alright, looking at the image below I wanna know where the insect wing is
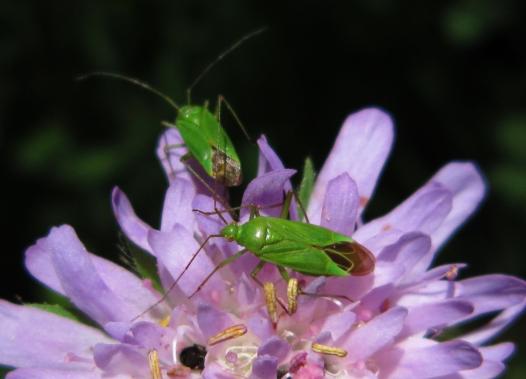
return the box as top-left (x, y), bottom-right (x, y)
top-left (259, 239), bottom-right (349, 277)
top-left (322, 241), bottom-right (375, 276)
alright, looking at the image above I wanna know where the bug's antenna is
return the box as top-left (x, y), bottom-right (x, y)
top-left (186, 26), bottom-right (268, 103)
top-left (76, 72), bottom-right (180, 111)
top-left (131, 234), bottom-right (221, 321)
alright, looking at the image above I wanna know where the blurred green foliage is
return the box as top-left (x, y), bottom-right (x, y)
top-left (2, 0), bottom-right (525, 377)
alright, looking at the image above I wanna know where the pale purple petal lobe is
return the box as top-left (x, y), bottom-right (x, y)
top-left (320, 173), bottom-right (359, 235)
top-left (0, 300), bottom-right (111, 369)
top-left (112, 187), bottom-right (153, 253)
top-left (344, 307), bottom-right (407, 362)
top-left (309, 108), bottom-right (394, 220)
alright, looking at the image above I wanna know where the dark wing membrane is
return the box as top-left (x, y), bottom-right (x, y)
top-left (322, 241), bottom-right (375, 276)
top-left (259, 238), bottom-right (348, 277)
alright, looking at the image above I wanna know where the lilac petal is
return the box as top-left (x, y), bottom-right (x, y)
top-left (309, 108), bottom-right (394, 220)
top-left (401, 300), bottom-right (473, 337)
top-left (25, 233), bottom-right (158, 318)
top-left (357, 284), bottom-right (395, 319)
top-left (93, 343), bottom-right (148, 377)
top-left (6, 368), bottom-right (100, 379)
top-left (125, 321), bottom-right (165, 350)
top-left (377, 232), bottom-right (431, 282)
top-left (251, 355), bottom-right (278, 379)
top-left (112, 187), bottom-right (153, 253)
top-left (320, 173), bottom-right (359, 235)
top-left (241, 168), bottom-right (296, 219)
top-left (24, 243), bottom-right (63, 294)
top-left (402, 263), bottom-right (467, 290)
top-left (246, 312), bottom-right (274, 341)
top-left (379, 340), bottom-right (482, 379)
top-left (354, 182), bottom-right (453, 252)
top-left (480, 342), bottom-right (515, 362)
top-left (429, 162), bottom-right (486, 250)
top-left (147, 225), bottom-right (216, 297)
top-left (344, 306), bottom-right (407, 362)
top-left (156, 128), bottom-right (190, 183)
top-left (454, 361), bottom-right (505, 379)
top-left (461, 300), bottom-right (526, 345)
top-left (197, 303), bottom-right (232, 340)
top-left (321, 310), bottom-right (356, 341)
top-left (397, 280), bottom-right (454, 308)
top-left (160, 178), bottom-right (196, 232)
top-left (45, 226), bottom-right (135, 324)
top-left (257, 135), bottom-right (286, 175)
top-left (103, 321), bottom-right (133, 342)
top-left (435, 344), bottom-right (512, 379)
top-left (258, 336), bottom-right (290, 361)
top-left (0, 300), bottom-right (111, 369)
top-left (457, 274), bottom-right (526, 315)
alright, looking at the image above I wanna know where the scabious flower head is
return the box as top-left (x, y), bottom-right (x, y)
top-left (2, 108), bottom-right (525, 378)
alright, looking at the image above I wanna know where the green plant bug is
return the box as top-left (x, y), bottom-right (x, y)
top-left (175, 190), bottom-right (375, 299)
top-left (77, 28), bottom-right (266, 187)
top-left (134, 191), bottom-right (375, 321)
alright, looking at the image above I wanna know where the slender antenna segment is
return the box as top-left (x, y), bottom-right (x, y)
top-left (186, 26), bottom-right (268, 99)
top-left (76, 71), bottom-right (180, 111)
top-left (131, 233), bottom-right (221, 321)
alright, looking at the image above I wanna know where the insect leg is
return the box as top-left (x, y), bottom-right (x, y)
top-left (180, 157), bottom-right (230, 224)
top-left (188, 249), bottom-right (248, 298)
top-left (215, 95), bottom-right (252, 142)
top-left (279, 191), bottom-right (294, 219)
top-left (131, 234), bottom-right (222, 321)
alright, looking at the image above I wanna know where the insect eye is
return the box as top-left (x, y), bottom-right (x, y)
top-left (179, 344), bottom-right (207, 370)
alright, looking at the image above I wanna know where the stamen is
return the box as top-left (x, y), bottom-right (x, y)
top-left (287, 278), bottom-right (299, 314)
top-left (264, 282), bottom-right (278, 324)
top-left (446, 264), bottom-right (459, 281)
top-left (311, 343), bottom-right (348, 358)
top-left (159, 314), bottom-right (171, 328)
top-left (147, 349), bottom-right (162, 379)
top-left (208, 324), bottom-right (247, 346)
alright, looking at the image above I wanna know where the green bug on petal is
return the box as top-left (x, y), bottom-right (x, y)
top-left (220, 216), bottom-right (375, 277)
top-left (78, 28), bottom-right (266, 187)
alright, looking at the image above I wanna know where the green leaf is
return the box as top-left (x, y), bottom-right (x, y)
top-left (298, 157), bottom-right (316, 221)
top-left (27, 303), bottom-right (80, 322)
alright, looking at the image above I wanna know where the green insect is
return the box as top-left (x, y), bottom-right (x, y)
top-left (177, 192), bottom-right (375, 308)
top-left (78, 28), bottom-right (265, 187)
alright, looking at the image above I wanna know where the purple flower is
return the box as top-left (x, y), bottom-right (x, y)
top-left (2, 108), bottom-right (525, 378)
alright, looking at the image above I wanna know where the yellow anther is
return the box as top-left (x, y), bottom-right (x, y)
top-left (446, 265), bottom-right (459, 281)
top-left (287, 278), bottom-right (299, 314)
top-left (208, 324), bottom-right (247, 346)
top-left (147, 349), bottom-right (162, 379)
top-left (311, 343), bottom-right (348, 358)
top-left (159, 314), bottom-right (171, 328)
top-left (264, 282), bottom-right (278, 324)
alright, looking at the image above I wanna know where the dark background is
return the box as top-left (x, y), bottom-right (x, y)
top-left (2, 1), bottom-right (525, 377)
